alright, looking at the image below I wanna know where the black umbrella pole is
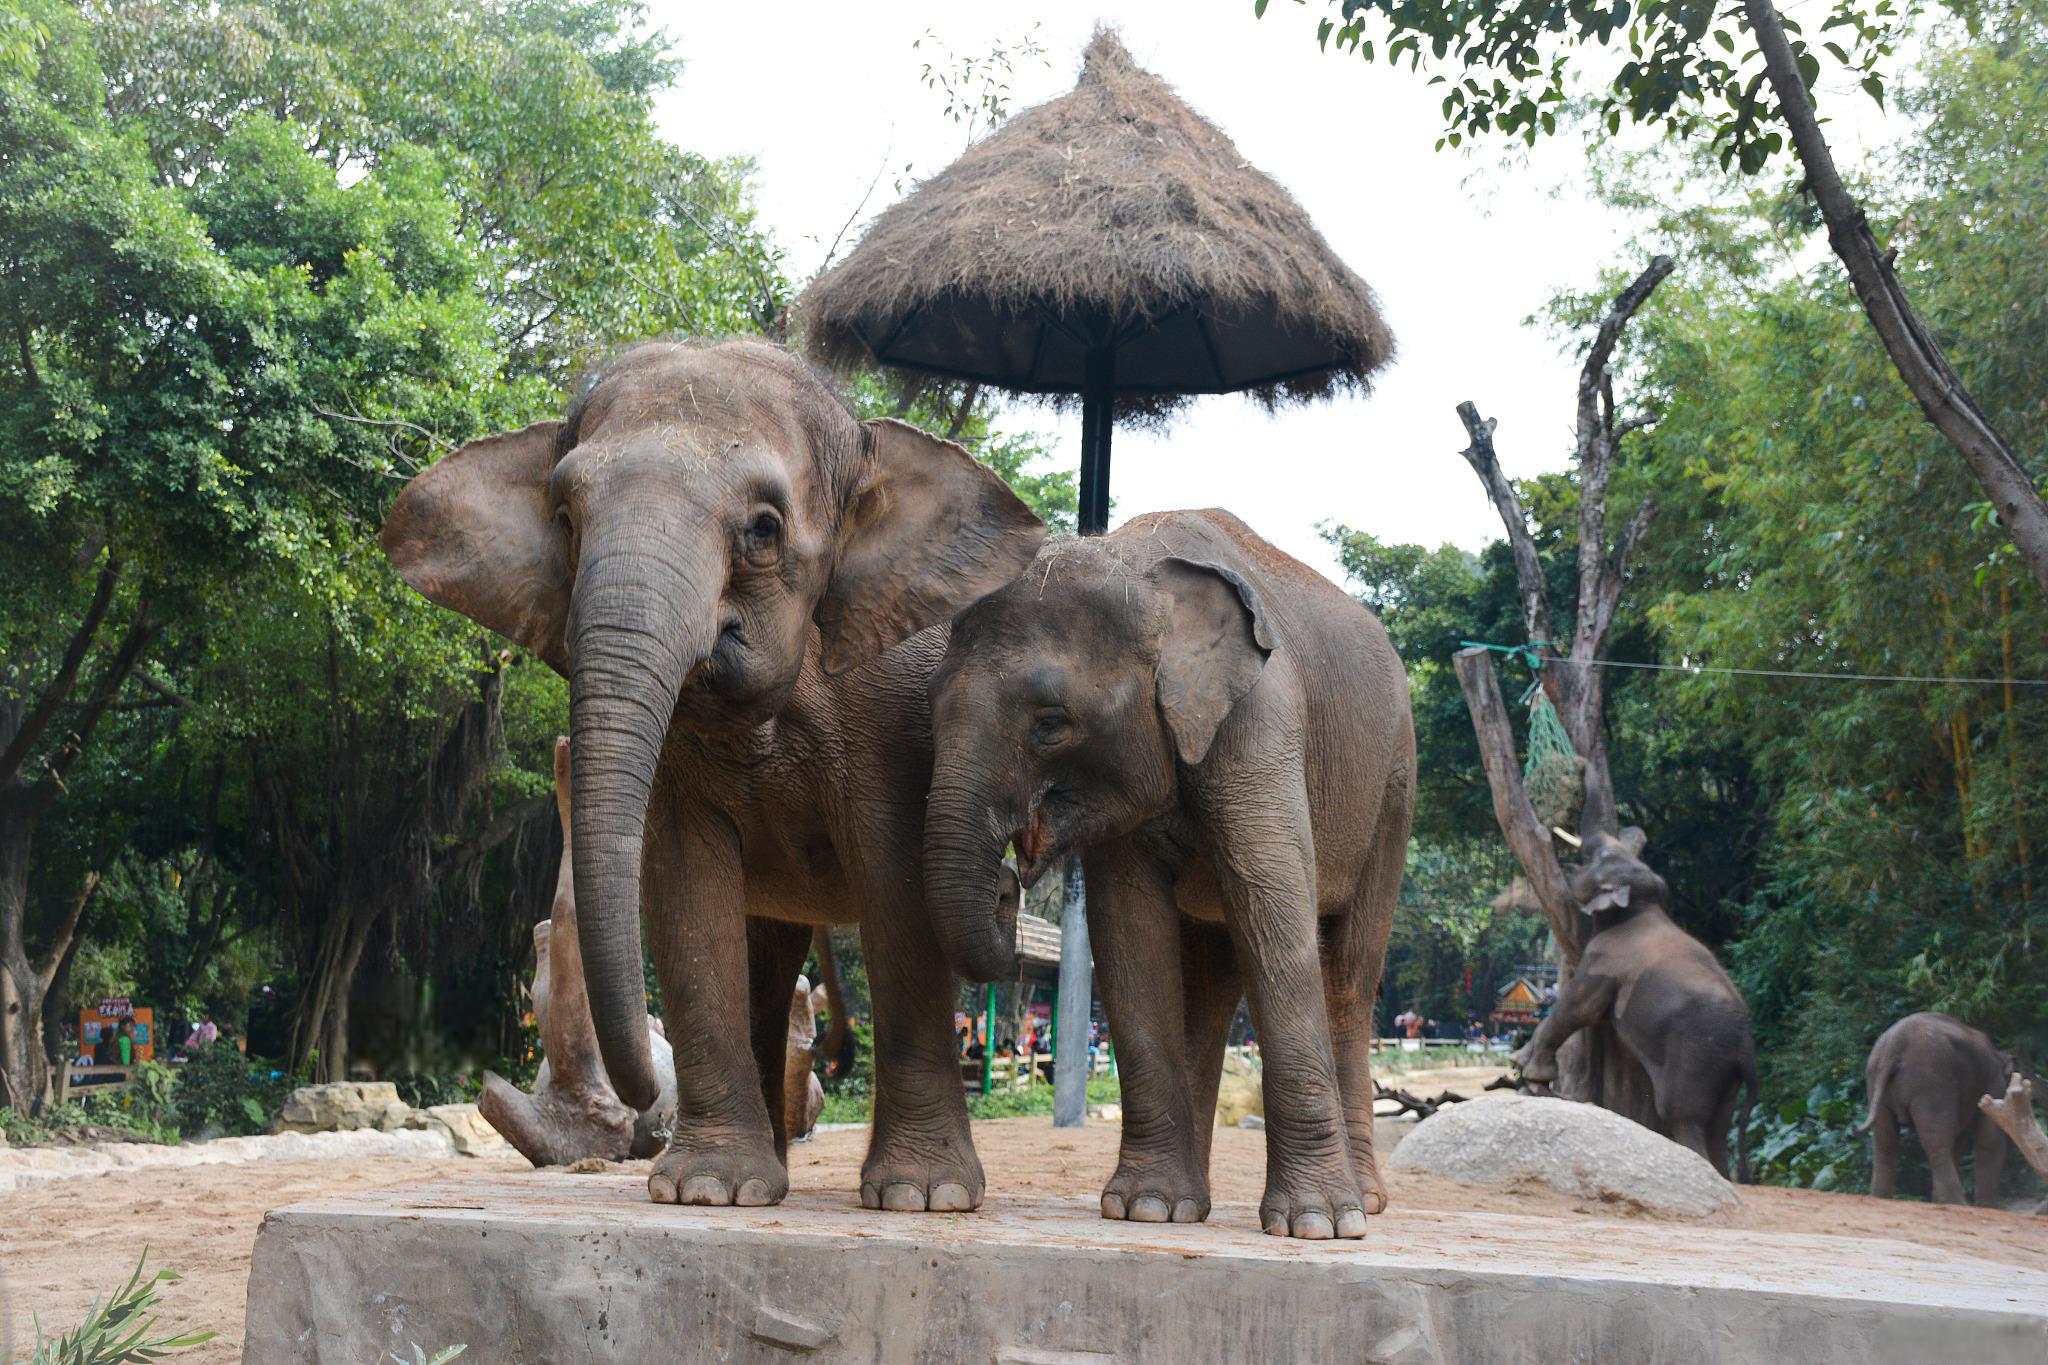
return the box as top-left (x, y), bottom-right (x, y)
top-left (1078, 346), bottom-right (1114, 536)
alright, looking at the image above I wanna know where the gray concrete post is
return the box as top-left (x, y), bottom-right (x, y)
top-left (1054, 854), bottom-right (1092, 1128)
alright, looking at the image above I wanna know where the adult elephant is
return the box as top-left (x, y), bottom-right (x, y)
top-left (1861, 1011), bottom-right (2018, 1206)
top-left (1512, 830), bottom-right (1758, 1179)
top-left (384, 340), bottom-right (1044, 1209)
top-left (922, 510), bottom-right (1415, 1240)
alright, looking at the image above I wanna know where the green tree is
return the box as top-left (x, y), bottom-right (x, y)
top-left (1260, 0), bottom-right (2048, 595)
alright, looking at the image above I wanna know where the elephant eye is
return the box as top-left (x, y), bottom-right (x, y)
top-left (1031, 711), bottom-right (1072, 746)
top-left (741, 509), bottom-right (782, 567)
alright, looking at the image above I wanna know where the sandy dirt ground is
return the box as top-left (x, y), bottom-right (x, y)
top-left (5, 1103), bottom-right (2046, 1361)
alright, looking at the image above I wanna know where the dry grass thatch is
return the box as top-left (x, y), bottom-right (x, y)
top-left (798, 28), bottom-right (1393, 419)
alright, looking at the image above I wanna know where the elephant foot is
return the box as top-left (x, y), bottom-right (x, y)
top-left (1348, 1126), bottom-right (1389, 1216)
top-left (1100, 1153), bottom-right (1210, 1225)
top-left (1512, 1045), bottom-right (1558, 1089)
top-left (860, 1125), bottom-right (985, 1212)
top-left (1260, 1154), bottom-right (1369, 1240)
top-left (648, 1130), bottom-right (788, 1207)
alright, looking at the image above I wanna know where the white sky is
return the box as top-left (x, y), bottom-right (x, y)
top-left (649, 2), bottom-right (1891, 584)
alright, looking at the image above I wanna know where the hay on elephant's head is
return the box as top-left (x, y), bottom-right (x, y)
top-left (797, 28), bottom-right (1393, 420)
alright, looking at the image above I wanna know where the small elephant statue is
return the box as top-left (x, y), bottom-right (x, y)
top-left (386, 339), bottom-right (1044, 1210)
top-left (1862, 1011), bottom-right (2026, 1206)
top-left (482, 739), bottom-right (678, 1166)
top-left (1510, 828), bottom-right (1759, 1179)
top-left (484, 739), bottom-right (856, 1164)
top-left (922, 509), bottom-right (1416, 1240)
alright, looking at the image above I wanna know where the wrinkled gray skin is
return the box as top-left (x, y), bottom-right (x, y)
top-left (1861, 1011), bottom-right (2017, 1206)
top-left (385, 340), bottom-right (1044, 1210)
top-left (1512, 830), bottom-right (1759, 1179)
top-left (924, 510), bottom-right (1415, 1240)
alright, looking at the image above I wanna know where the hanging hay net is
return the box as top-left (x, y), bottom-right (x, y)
top-left (1523, 691), bottom-right (1582, 829)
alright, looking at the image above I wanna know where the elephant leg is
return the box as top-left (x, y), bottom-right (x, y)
top-left (643, 797), bottom-right (785, 1207)
top-left (858, 890), bottom-right (984, 1213)
top-left (1203, 771), bottom-right (1365, 1241)
top-left (1649, 1050), bottom-right (1717, 1170)
top-left (1972, 1118), bottom-right (2009, 1209)
top-left (1706, 1084), bottom-right (1738, 1180)
top-left (1324, 794), bottom-right (1405, 1216)
top-left (1180, 919), bottom-right (1242, 1188)
top-left (746, 917), bottom-right (814, 1165)
top-left (1090, 843), bottom-right (1208, 1224)
top-left (1869, 1107), bottom-right (1899, 1199)
top-left (1912, 1104), bottom-right (1968, 1205)
top-left (1513, 970), bottom-right (1618, 1090)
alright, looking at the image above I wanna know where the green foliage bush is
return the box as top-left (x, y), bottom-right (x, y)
top-left (1744, 1075), bottom-right (1872, 1193)
top-left (171, 1045), bottom-right (284, 1137)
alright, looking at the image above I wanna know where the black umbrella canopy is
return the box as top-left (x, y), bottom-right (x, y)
top-left (800, 27), bottom-right (1394, 533)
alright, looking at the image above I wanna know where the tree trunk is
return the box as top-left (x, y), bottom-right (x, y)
top-left (1052, 853), bottom-right (1091, 1128)
top-left (1743, 0), bottom-right (2048, 593)
top-left (0, 808), bottom-right (49, 1113)
top-left (1978, 1074), bottom-right (2048, 1181)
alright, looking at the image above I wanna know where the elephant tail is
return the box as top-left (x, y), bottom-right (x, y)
top-left (1736, 1056), bottom-right (1760, 1185)
top-left (1856, 1070), bottom-right (1889, 1136)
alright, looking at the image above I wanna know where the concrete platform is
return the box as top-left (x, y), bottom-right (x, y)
top-left (244, 1172), bottom-right (2048, 1364)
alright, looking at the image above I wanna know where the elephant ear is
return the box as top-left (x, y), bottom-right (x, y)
top-left (815, 418), bottom-right (1046, 676)
top-left (1152, 557), bottom-right (1275, 767)
top-left (382, 421), bottom-right (571, 675)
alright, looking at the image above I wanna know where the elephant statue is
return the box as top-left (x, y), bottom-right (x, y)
top-left (482, 740), bottom-right (677, 1166)
top-left (385, 339), bottom-right (1044, 1210)
top-left (1511, 829), bottom-right (1759, 1179)
top-left (783, 974), bottom-right (829, 1143)
top-left (482, 738), bottom-right (854, 1164)
top-left (1861, 1011), bottom-right (2022, 1206)
top-left (922, 510), bottom-right (1416, 1240)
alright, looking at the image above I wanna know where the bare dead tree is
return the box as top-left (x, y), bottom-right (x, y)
top-left (1451, 256), bottom-right (1672, 1123)
top-left (1742, 0), bottom-right (2048, 596)
top-left (1978, 1073), bottom-right (2048, 1183)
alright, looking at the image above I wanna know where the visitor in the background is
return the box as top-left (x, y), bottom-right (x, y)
top-left (116, 1019), bottom-right (135, 1066)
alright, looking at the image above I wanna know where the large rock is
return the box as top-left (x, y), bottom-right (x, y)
top-left (422, 1102), bottom-right (512, 1156)
top-left (274, 1081), bottom-right (410, 1135)
top-left (1388, 1093), bottom-right (1738, 1218)
top-left (1215, 1052), bottom-right (1262, 1127)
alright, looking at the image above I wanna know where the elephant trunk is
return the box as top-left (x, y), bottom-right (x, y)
top-left (924, 755), bottom-right (1021, 984)
top-left (568, 534), bottom-right (721, 1111)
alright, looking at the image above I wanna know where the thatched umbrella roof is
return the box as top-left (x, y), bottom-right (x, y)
top-left (799, 28), bottom-right (1394, 419)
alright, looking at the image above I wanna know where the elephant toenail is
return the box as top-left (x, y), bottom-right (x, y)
top-left (1128, 1195), bottom-right (1170, 1223)
top-left (648, 1174), bottom-right (677, 1204)
top-left (1101, 1193), bottom-right (1127, 1220)
top-left (679, 1176), bottom-right (729, 1205)
top-left (1335, 1209), bottom-right (1368, 1238)
top-left (735, 1178), bottom-right (772, 1205)
top-left (1260, 1208), bottom-right (1289, 1237)
top-left (859, 1182), bottom-right (882, 1210)
top-left (1293, 1212), bottom-right (1335, 1240)
top-left (930, 1182), bottom-right (972, 1212)
top-left (1363, 1189), bottom-right (1388, 1215)
top-left (1171, 1199), bottom-right (1202, 1223)
top-left (881, 1182), bottom-right (925, 1211)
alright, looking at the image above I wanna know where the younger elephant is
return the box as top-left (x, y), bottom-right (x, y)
top-left (1512, 830), bottom-right (1758, 1179)
top-left (1861, 1011), bottom-right (2018, 1206)
top-left (924, 510), bottom-right (1415, 1240)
